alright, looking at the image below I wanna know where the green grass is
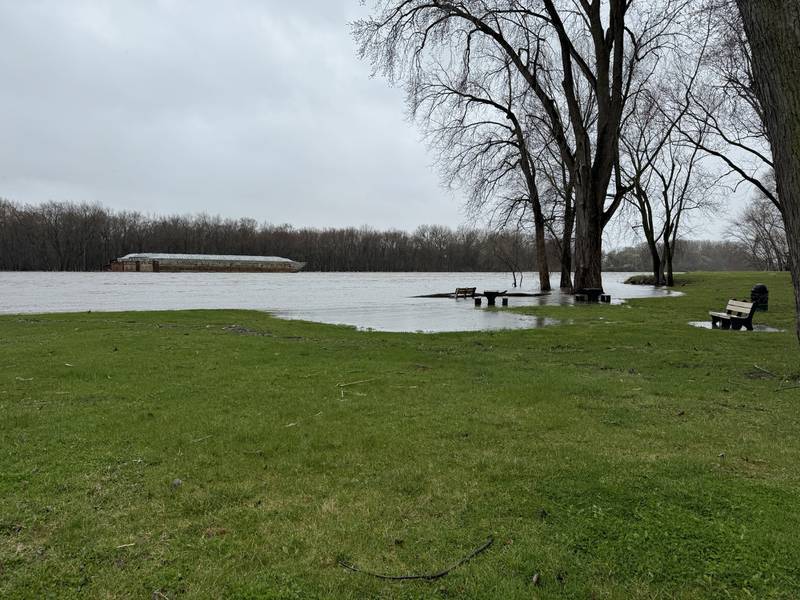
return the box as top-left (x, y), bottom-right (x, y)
top-left (1, 271), bottom-right (799, 599)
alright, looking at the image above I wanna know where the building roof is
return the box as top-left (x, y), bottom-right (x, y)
top-left (118, 253), bottom-right (297, 263)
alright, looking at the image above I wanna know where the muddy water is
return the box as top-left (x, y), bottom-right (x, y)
top-left (0, 271), bottom-right (678, 333)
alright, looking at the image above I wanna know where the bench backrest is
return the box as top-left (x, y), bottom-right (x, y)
top-left (455, 287), bottom-right (476, 297)
top-left (725, 299), bottom-right (755, 317)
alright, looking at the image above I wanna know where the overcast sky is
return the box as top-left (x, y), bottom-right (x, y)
top-left (0, 1), bottom-right (737, 238)
top-left (0, 0), bottom-right (466, 230)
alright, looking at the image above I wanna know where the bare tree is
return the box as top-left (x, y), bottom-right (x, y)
top-left (489, 228), bottom-right (528, 287)
top-left (354, 0), bottom-right (690, 292)
top-left (620, 71), bottom-right (720, 286)
top-left (734, 0), bottom-right (800, 342)
top-left (538, 135), bottom-right (576, 290)
top-left (412, 59), bottom-right (555, 289)
top-left (728, 190), bottom-right (789, 272)
top-left (679, 2), bottom-right (776, 208)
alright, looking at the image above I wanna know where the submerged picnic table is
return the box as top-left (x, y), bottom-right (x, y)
top-left (482, 290), bottom-right (508, 306)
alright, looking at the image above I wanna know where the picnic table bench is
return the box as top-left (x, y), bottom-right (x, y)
top-left (454, 287), bottom-right (476, 298)
top-left (709, 299), bottom-right (756, 331)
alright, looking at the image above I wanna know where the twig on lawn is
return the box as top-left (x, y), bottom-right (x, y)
top-left (190, 435), bottom-right (212, 443)
top-left (337, 378), bottom-right (377, 388)
top-left (116, 542), bottom-right (136, 549)
top-left (776, 384), bottom-right (800, 392)
top-left (753, 364), bottom-right (777, 378)
top-left (338, 536), bottom-right (493, 581)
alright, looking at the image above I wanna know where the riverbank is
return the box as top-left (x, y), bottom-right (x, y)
top-left (1, 272), bottom-right (798, 598)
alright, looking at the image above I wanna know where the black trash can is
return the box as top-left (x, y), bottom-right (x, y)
top-left (576, 288), bottom-right (603, 303)
top-left (751, 284), bottom-right (768, 312)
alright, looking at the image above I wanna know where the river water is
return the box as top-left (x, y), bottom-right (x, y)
top-left (0, 271), bottom-right (678, 333)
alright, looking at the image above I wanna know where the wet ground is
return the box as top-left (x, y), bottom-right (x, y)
top-left (687, 321), bottom-right (784, 333)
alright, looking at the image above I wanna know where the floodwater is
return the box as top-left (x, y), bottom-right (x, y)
top-left (0, 271), bottom-right (679, 333)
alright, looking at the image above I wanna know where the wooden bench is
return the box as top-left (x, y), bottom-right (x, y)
top-left (454, 287), bottom-right (476, 298)
top-left (709, 299), bottom-right (756, 331)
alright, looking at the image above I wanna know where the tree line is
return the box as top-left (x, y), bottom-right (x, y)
top-left (0, 199), bottom-right (557, 273)
top-left (0, 198), bottom-right (768, 274)
top-left (604, 240), bottom-right (759, 273)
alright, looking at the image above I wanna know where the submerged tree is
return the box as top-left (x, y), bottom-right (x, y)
top-left (412, 59), bottom-right (555, 290)
top-left (354, 0), bottom-right (690, 292)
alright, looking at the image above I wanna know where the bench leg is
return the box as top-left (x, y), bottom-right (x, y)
top-left (721, 320), bottom-right (731, 330)
top-left (732, 322), bottom-right (742, 331)
top-left (745, 322), bottom-right (753, 331)
top-left (711, 317), bottom-right (719, 329)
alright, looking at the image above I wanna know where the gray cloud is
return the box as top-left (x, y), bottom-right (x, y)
top-left (0, 0), bottom-right (461, 229)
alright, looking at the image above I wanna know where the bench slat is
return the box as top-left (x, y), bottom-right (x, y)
top-left (727, 300), bottom-right (753, 310)
top-left (454, 287), bottom-right (476, 298)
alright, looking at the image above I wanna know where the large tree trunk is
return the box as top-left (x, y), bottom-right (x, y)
top-left (560, 200), bottom-right (575, 290)
top-left (664, 239), bottom-right (674, 287)
top-left (736, 0), bottom-right (800, 342)
top-left (572, 184), bottom-right (604, 291)
top-left (533, 211), bottom-right (552, 292)
top-left (648, 242), bottom-right (664, 286)
top-left (514, 121), bottom-right (553, 293)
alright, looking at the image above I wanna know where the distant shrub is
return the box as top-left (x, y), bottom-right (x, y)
top-left (624, 274), bottom-right (657, 285)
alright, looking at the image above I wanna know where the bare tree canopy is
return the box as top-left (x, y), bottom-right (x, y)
top-left (354, 0), bottom-right (693, 291)
top-left (619, 30), bottom-right (720, 287)
top-left (410, 54), bottom-right (556, 289)
top-left (678, 1), bottom-right (775, 208)
top-left (728, 184), bottom-right (789, 272)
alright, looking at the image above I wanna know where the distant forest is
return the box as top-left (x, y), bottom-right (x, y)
top-left (0, 200), bottom-right (766, 273)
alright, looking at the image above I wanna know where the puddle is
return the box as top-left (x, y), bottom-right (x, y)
top-left (688, 321), bottom-right (784, 333)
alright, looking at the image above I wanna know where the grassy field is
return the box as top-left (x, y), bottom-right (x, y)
top-left (1, 272), bottom-right (799, 599)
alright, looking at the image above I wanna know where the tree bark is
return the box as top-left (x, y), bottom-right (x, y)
top-left (648, 242), bottom-right (664, 286)
top-left (664, 238), bottom-right (674, 287)
top-left (736, 0), bottom-right (800, 342)
top-left (572, 183), bottom-right (605, 291)
top-left (560, 200), bottom-right (575, 290)
top-left (532, 210), bottom-right (552, 291)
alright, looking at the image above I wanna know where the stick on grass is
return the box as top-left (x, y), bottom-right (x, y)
top-left (336, 378), bottom-right (377, 388)
top-left (338, 536), bottom-right (493, 581)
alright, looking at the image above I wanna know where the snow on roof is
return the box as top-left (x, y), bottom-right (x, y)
top-left (118, 253), bottom-right (297, 263)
